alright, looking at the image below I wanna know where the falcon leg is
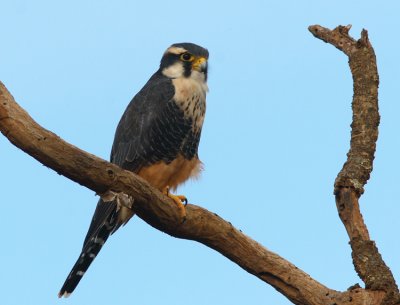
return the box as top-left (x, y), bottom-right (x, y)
top-left (162, 186), bottom-right (187, 220)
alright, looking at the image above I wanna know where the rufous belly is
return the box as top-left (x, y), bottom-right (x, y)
top-left (137, 155), bottom-right (202, 191)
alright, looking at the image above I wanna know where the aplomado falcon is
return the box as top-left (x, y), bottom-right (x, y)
top-left (58, 43), bottom-right (209, 297)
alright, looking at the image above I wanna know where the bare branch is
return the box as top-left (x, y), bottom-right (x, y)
top-left (0, 81), bottom-right (337, 305)
top-left (309, 25), bottom-right (379, 196)
top-left (309, 25), bottom-right (399, 304)
top-left (1, 24), bottom-right (396, 305)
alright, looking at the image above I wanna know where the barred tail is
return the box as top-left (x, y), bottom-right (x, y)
top-left (58, 204), bottom-right (118, 298)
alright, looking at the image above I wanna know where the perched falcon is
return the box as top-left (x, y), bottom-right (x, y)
top-left (58, 43), bottom-right (209, 297)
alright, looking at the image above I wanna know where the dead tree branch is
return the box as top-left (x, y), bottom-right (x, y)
top-left (309, 25), bottom-right (399, 305)
top-left (0, 81), bottom-right (337, 305)
top-left (0, 24), bottom-right (397, 305)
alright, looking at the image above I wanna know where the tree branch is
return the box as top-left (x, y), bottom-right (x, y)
top-left (1, 81), bottom-right (337, 305)
top-left (309, 25), bottom-right (399, 304)
top-left (1, 24), bottom-right (397, 305)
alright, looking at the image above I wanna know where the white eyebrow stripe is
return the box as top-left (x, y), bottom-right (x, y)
top-left (165, 46), bottom-right (187, 55)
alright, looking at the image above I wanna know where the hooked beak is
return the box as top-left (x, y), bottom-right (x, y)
top-left (192, 56), bottom-right (208, 73)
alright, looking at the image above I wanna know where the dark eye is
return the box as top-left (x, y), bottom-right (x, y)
top-left (181, 53), bottom-right (193, 61)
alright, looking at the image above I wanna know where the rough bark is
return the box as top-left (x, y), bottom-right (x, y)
top-left (309, 25), bottom-right (399, 305)
top-left (1, 25), bottom-right (398, 305)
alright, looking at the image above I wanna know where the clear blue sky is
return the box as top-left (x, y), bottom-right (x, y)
top-left (1, 1), bottom-right (399, 304)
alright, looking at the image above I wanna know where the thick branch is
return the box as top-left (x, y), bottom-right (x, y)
top-left (1, 82), bottom-right (338, 305)
top-left (309, 25), bottom-right (399, 304)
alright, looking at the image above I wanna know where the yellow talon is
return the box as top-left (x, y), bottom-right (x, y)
top-left (163, 186), bottom-right (187, 220)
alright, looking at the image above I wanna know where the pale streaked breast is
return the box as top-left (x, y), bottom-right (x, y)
top-left (172, 76), bottom-right (207, 132)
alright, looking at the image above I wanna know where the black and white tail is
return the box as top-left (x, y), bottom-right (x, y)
top-left (58, 199), bottom-right (121, 297)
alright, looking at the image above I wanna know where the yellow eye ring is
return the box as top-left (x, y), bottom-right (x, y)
top-left (180, 53), bottom-right (194, 62)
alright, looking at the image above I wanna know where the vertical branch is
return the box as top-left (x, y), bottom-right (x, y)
top-left (309, 25), bottom-right (399, 304)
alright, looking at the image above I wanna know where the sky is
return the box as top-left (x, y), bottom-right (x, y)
top-left (1, 1), bottom-right (400, 304)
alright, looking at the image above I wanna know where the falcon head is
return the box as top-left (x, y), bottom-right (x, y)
top-left (160, 43), bottom-right (209, 81)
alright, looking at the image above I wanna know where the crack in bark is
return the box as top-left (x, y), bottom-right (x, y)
top-left (258, 271), bottom-right (305, 305)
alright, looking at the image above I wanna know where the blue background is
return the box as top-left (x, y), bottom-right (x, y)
top-left (1, 1), bottom-right (399, 304)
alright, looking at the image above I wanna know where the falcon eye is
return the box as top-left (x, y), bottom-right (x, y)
top-left (180, 53), bottom-right (193, 61)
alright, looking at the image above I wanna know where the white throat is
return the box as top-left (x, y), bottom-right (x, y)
top-left (162, 63), bottom-right (208, 94)
top-left (162, 62), bottom-right (184, 79)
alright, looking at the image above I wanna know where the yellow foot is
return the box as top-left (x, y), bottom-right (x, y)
top-left (163, 186), bottom-right (187, 220)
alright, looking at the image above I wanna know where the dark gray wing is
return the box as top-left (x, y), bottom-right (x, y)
top-left (60, 72), bottom-right (195, 296)
top-left (83, 72), bottom-right (192, 245)
top-left (111, 74), bottom-right (192, 171)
